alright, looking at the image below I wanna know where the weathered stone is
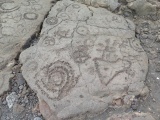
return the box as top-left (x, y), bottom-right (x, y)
top-left (20, 0), bottom-right (148, 119)
top-left (0, 71), bottom-right (13, 95)
top-left (128, 0), bottom-right (157, 16)
top-left (107, 112), bottom-right (155, 120)
top-left (0, 0), bottom-right (53, 95)
top-left (72, 0), bottom-right (120, 11)
top-left (12, 103), bottom-right (25, 115)
top-left (6, 92), bottom-right (18, 108)
top-left (39, 99), bottom-right (58, 120)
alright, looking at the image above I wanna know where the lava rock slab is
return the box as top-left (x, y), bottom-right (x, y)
top-left (20, 0), bottom-right (148, 119)
top-left (0, 0), bottom-right (53, 95)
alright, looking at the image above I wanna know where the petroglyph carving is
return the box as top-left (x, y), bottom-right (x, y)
top-left (20, 0), bottom-right (148, 119)
top-left (0, 0), bottom-right (53, 95)
top-left (24, 12), bottom-right (38, 20)
top-left (72, 45), bottom-right (90, 64)
top-left (0, 1), bottom-right (20, 13)
top-left (94, 58), bottom-right (131, 86)
top-left (76, 26), bottom-right (89, 36)
top-left (41, 36), bottom-right (55, 47)
top-left (129, 38), bottom-right (144, 52)
top-left (46, 17), bottom-right (58, 25)
top-left (36, 60), bottom-right (78, 100)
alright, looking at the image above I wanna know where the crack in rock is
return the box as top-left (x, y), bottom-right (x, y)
top-left (0, 0), bottom-right (54, 95)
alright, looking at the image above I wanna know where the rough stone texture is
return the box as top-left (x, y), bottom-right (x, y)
top-left (0, 0), bottom-right (53, 95)
top-left (39, 99), bottom-right (58, 120)
top-left (72, 0), bottom-right (120, 11)
top-left (107, 112), bottom-right (155, 120)
top-left (128, 0), bottom-right (157, 16)
top-left (20, 0), bottom-right (148, 119)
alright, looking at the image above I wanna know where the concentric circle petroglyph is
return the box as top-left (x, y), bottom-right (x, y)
top-left (0, 1), bottom-right (20, 13)
top-left (46, 17), bottom-right (58, 25)
top-left (24, 12), bottom-right (38, 20)
top-left (35, 60), bottom-right (78, 100)
top-left (76, 26), bottom-right (89, 36)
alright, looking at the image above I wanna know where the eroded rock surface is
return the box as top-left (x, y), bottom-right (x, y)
top-left (73, 0), bottom-right (120, 11)
top-left (128, 0), bottom-right (157, 16)
top-left (107, 112), bottom-right (155, 120)
top-left (20, 0), bottom-right (148, 119)
top-left (0, 0), bottom-right (53, 95)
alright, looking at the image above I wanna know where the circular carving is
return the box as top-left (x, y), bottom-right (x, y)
top-left (24, 12), bottom-right (38, 20)
top-left (36, 60), bottom-right (77, 100)
top-left (72, 46), bottom-right (90, 64)
top-left (57, 12), bottom-right (69, 20)
top-left (0, 1), bottom-right (20, 13)
top-left (72, 4), bottom-right (80, 9)
top-left (76, 26), bottom-right (89, 36)
top-left (129, 38), bottom-right (144, 52)
top-left (42, 37), bottom-right (55, 47)
top-left (46, 17), bottom-right (58, 25)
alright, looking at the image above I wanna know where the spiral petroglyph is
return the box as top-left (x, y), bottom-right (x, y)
top-left (35, 60), bottom-right (78, 100)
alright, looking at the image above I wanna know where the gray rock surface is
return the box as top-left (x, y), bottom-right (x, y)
top-left (6, 92), bottom-right (18, 108)
top-left (107, 112), bottom-right (155, 120)
top-left (0, 0), bottom-right (53, 95)
top-left (20, 0), bottom-right (149, 119)
top-left (73, 0), bottom-right (120, 11)
top-left (128, 0), bottom-right (157, 16)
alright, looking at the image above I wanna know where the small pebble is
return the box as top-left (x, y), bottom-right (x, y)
top-left (19, 85), bottom-right (24, 90)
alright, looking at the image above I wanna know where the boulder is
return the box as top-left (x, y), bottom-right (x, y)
top-left (20, 0), bottom-right (148, 119)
